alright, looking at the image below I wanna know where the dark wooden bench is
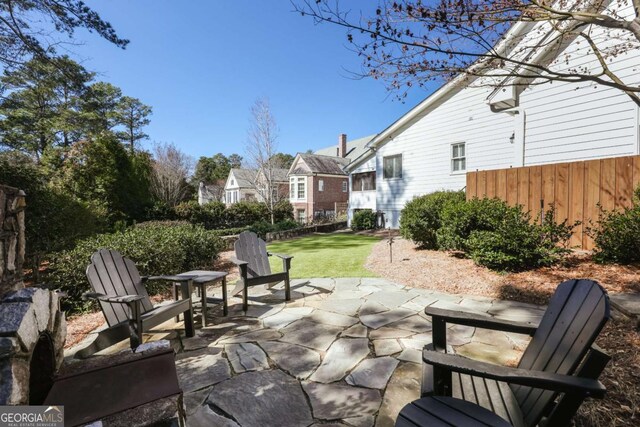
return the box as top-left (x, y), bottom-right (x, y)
top-left (420, 279), bottom-right (610, 427)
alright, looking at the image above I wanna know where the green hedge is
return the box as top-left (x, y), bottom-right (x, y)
top-left (47, 223), bottom-right (225, 313)
top-left (399, 191), bottom-right (465, 248)
top-left (590, 202), bottom-right (640, 264)
top-left (351, 209), bottom-right (377, 231)
top-left (399, 191), bottom-right (576, 272)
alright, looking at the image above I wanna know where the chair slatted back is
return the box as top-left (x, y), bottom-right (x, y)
top-left (86, 249), bottom-right (154, 327)
top-left (512, 279), bottom-right (610, 426)
top-left (234, 231), bottom-right (271, 279)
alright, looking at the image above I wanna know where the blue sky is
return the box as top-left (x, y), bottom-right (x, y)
top-left (73, 1), bottom-right (433, 160)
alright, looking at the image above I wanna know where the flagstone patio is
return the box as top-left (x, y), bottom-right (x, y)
top-left (67, 278), bottom-right (546, 427)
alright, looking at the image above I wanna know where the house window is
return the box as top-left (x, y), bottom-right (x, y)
top-left (352, 172), bottom-right (376, 192)
top-left (451, 142), bottom-right (466, 172)
top-left (319, 179), bottom-right (324, 192)
top-left (297, 178), bottom-right (305, 199)
top-left (297, 209), bottom-right (306, 224)
top-left (231, 179), bottom-right (235, 186)
top-left (383, 155), bottom-right (402, 179)
top-left (342, 181), bottom-right (348, 192)
top-left (290, 182), bottom-right (295, 198)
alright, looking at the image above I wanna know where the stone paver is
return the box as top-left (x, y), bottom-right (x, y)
top-left (189, 405), bottom-right (239, 427)
top-left (209, 370), bottom-right (313, 427)
top-left (342, 323), bottom-right (368, 338)
top-left (307, 298), bottom-right (363, 316)
top-left (376, 362), bottom-right (421, 427)
top-left (373, 339), bottom-right (402, 356)
top-left (279, 319), bottom-right (343, 351)
top-left (259, 341), bottom-right (320, 379)
top-left (262, 307), bottom-right (314, 329)
top-left (69, 276), bottom-right (546, 426)
top-left (308, 309), bottom-right (359, 328)
top-left (609, 293), bottom-right (640, 317)
top-left (175, 348), bottom-right (231, 393)
top-left (386, 315), bottom-right (432, 333)
top-left (225, 343), bottom-right (269, 373)
top-left (346, 357), bottom-right (399, 389)
top-left (303, 382), bottom-right (382, 420)
top-left (360, 308), bottom-right (414, 329)
top-left (310, 338), bottom-right (370, 383)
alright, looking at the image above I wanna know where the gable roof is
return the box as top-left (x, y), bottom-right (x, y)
top-left (229, 168), bottom-right (256, 188)
top-left (270, 168), bottom-right (290, 182)
top-left (344, 17), bottom-right (573, 172)
top-left (314, 134), bottom-right (377, 160)
top-left (290, 153), bottom-right (350, 176)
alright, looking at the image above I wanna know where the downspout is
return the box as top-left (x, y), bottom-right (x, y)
top-left (492, 106), bottom-right (526, 167)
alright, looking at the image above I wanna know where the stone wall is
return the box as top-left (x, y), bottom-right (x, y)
top-left (0, 185), bottom-right (26, 298)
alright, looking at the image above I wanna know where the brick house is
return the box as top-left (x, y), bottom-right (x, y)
top-left (288, 134), bottom-right (374, 223)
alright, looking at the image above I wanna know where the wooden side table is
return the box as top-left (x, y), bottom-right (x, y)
top-left (172, 271), bottom-right (228, 325)
top-left (396, 396), bottom-right (513, 427)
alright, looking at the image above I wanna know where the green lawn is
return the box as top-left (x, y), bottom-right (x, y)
top-left (266, 232), bottom-right (380, 278)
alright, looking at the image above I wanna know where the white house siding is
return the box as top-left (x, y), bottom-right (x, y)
top-left (375, 85), bottom-right (516, 228)
top-left (521, 7), bottom-right (640, 165)
top-left (369, 2), bottom-right (640, 229)
top-left (348, 157), bottom-right (377, 225)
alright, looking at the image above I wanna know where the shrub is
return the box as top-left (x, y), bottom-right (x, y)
top-left (225, 201), bottom-right (269, 227)
top-left (400, 191), bottom-right (465, 249)
top-left (590, 204), bottom-right (640, 264)
top-left (437, 197), bottom-right (512, 252)
top-left (249, 221), bottom-right (273, 239)
top-left (47, 223), bottom-right (225, 313)
top-left (273, 200), bottom-right (294, 223)
top-left (174, 200), bottom-right (226, 229)
top-left (351, 209), bottom-right (377, 231)
top-left (274, 219), bottom-right (300, 231)
top-left (465, 204), bottom-right (575, 271)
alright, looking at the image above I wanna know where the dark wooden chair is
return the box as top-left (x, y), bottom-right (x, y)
top-left (419, 279), bottom-right (611, 427)
top-left (76, 249), bottom-right (195, 359)
top-left (231, 231), bottom-right (292, 311)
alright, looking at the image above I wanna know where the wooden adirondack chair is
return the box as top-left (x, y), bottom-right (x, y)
top-left (231, 231), bottom-right (292, 312)
top-left (76, 249), bottom-right (196, 359)
top-left (417, 279), bottom-right (610, 427)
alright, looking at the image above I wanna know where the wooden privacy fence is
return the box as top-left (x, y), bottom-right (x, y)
top-left (466, 155), bottom-right (640, 249)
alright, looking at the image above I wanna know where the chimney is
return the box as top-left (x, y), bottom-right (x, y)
top-left (338, 134), bottom-right (347, 158)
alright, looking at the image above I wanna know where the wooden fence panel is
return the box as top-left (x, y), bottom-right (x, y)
top-left (569, 161), bottom-right (585, 248)
top-left (616, 156), bottom-right (633, 209)
top-left (465, 154), bottom-right (640, 250)
top-left (517, 167), bottom-right (530, 212)
top-left (529, 166), bottom-right (543, 221)
top-left (555, 163), bottom-right (569, 225)
top-left (506, 168), bottom-right (518, 205)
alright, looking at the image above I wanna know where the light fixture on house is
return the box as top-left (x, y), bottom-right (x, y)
top-left (509, 132), bottom-right (515, 144)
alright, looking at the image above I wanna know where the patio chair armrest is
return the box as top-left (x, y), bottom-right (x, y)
top-left (268, 253), bottom-right (293, 260)
top-left (143, 275), bottom-right (195, 283)
top-left (422, 350), bottom-right (606, 398)
top-left (425, 306), bottom-right (538, 335)
top-left (229, 257), bottom-right (248, 267)
top-left (83, 292), bottom-right (145, 304)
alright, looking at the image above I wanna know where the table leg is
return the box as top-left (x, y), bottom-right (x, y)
top-left (201, 283), bottom-right (207, 326)
top-left (180, 280), bottom-right (195, 337)
top-left (172, 284), bottom-right (180, 322)
top-left (222, 276), bottom-right (228, 316)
